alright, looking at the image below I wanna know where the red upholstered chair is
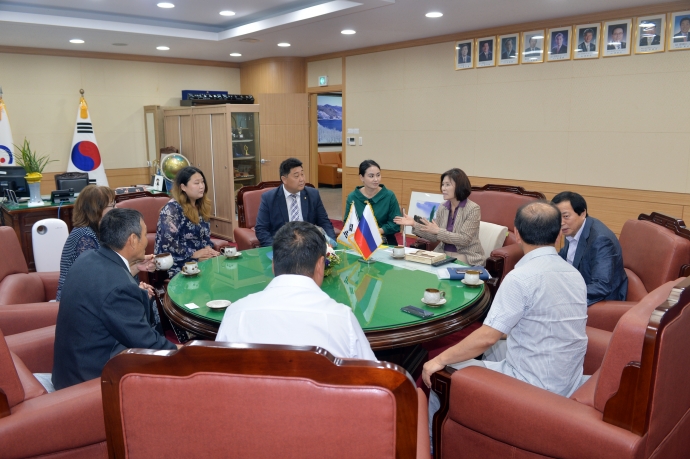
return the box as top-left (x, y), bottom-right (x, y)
top-left (0, 325), bottom-right (107, 458)
top-left (587, 212), bottom-right (690, 332)
top-left (115, 191), bottom-right (172, 255)
top-left (0, 227), bottom-right (59, 305)
top-left (102, 342), bottom-right (430, 459)
top-left (430, 277), bottom-right (690, 459)
top-left (318, 151), bottom-right (342, 186)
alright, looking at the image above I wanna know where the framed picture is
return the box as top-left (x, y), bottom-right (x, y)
top-left (602, 19), bottom-right (632, 57)
top-left (635, 15), bottom-right (665, 54)
top-left (152, 175), bottom-right (165, 192)
top-left (522, 30), bottom-right (545, 63)
top-left (498, 33), bottom-right (519, 65)
top-left (317, 93), bottom-right (342, 146)
top-left (405, 192), bottom-right (445, 235)
top-left (573, 23), bottom-right (601, 59)
top-left (547, 26), bottom-right (572, 61)
top-left (668, 11), bottom-right (690, 51)
top-left (455, 39), bottom-right (474, 70)
top-left (476, 36), bottom-right (496, 67)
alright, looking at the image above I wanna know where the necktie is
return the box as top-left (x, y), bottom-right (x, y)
top-left (289, 194), bottom-right (301, 222)
top-left (616, 44), bottom-right (621, 50)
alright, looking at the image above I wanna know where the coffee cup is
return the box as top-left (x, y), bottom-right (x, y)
top-left (154, 253), bottom-right (173, 271)
top-left (221, 246), bottom-right (237, 257)
top-left (465, 270), bottom-right (481, 285)
top-left (423, 288), bottom-right (445, 304)
top-left (183, 261), bottom-right (199, 274)
top-left (393, 246), bottom-right (405, 257)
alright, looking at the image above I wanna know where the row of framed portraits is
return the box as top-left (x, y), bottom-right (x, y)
top-left (455, 11), bottom-right (690, 69)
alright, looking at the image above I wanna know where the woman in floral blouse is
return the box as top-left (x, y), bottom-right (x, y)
top-left (154, 166), bottom-right (219, 278)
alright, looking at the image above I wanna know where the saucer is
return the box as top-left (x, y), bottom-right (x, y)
top-left (421, 297), bottom-right (447, 307)
top-left (223, 252), bottom-right (242, 259)
top-left (181, 270), bottom-right (201, 277)
top-left (206, 299), bottom-right (232, 310)
top-left (461, 279), bottom-right (484, 287)
top-left (391, 253), bottom-right (405, 260)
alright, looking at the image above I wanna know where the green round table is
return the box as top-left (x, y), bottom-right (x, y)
top-left (163, 246), bottom-right (490, 352)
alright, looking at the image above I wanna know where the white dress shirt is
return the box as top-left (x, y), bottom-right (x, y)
top-left (566, 218), bottom-right (586, 265)
top-left (216, 274), bottom-right (377, 361)
top-left (283, 186), bottom-right (302, 222)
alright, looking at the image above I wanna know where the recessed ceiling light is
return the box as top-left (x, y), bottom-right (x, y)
top-left (157, 2), bottom-right (175, 8)
top-left (229, 52), bottom-right (242, 57)
top-left (220, 10), bottom-right (235, 16)
top-left (112, 43), bottom-right (128, 46)
top-left (157, 46), bottom-right (170, 51)
top-left (341, 29), bottom-right (356, 35)
top-left (425, 12), bottom-right (443, 18)
top-left (277, 42), bottom-right (291, 47)
top-left (69, 39), bottom-right (84, 44)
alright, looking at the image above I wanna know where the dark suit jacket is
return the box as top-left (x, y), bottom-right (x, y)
top-left (558, 217), bottom-right (628, 306)
top-left (458, 55), bottom-right (471, 64)
top-left (640, 35), bottom-right (661, 46)
top-left (501, 50), bottom-right (517, 59)
top-left (606, 41), bottom-right (627, 50)
top-left (673, 31), bottom-right (690, 42)
top-left (552, 44), bottom-right (568, 54)
top-left (254, 185), bottom-right (336, 247)
top-left (478, 51), bottom-right (492, 62)
top-left (52, 248), bottom-right (175, 390)
top-left (578, 42), bottom-right (596, 52)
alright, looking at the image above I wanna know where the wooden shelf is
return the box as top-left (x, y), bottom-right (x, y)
top-left (233, 156), bottom-right (255, 161)
top-left (232, 139), bottom-right (254, 143)
top-left (234, 175), bottom-right (255, 181)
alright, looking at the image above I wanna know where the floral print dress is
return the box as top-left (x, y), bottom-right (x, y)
top-left (154, 199), bottom-right (212, 278)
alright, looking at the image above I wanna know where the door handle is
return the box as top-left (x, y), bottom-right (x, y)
top-left (260, 159), bottom-right (271, 164)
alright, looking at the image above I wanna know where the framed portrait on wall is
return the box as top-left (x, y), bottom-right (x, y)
top-left (498, 33), bottom-right (519, 65)
top-left (455, 39), bottom-right (474, 70)
top-left (573, 23), bottom-right (601, 59)
top-left (546, 26), bottom-right (572, 61)
top-left (476, 36), bottom-right (496, 67)
top-left (634, 15), bottom-right (665, 54)
top-left (522, 30), bottom-right (545, 63)
top-left (602, 19), bottom-right (632, 57)
top-left (668, 11), bottom-right (690, 51)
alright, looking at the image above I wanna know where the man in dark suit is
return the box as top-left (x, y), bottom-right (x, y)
top-left (673, 17), bottom-right (690, 42)
top-left (551, 33), bottom-right (568, 54)
top-left (639, 22), bottom-right (661, 46)
top-left (458, 44), bottom-right (471, 64)
top-left (606, 26), bottom-right (627, 50)
top-left (578, 29), bottom-right (596, 52)
top-left (478, 41), bottom-right (492, 62)
top-left (501, 38), bottom-right (516, 59)
top-left (552, 192), bottom-right (628, 306)
top-left (524, 37), bottom-right (542, 60)
top-left (52, 208), bottom-right (177, 390)
top-left (255, 157), bottom-right (335, 247)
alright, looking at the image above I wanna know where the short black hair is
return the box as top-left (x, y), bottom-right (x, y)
top-left (273, 221), bottom-right (327, 277)
top-left (681, 17), bottom-right (690, 25)
top-left (551, 191), bottom-right (587, 216)
top-left (514, 202), bottom-right (561, 246)
top-left (280, 158), bottom-right (303, 178)
top-left (583, 28), bottom-right (593, 35)
top-left (359, 159), bottom-right (381, 176)
top-left (100, 208), bottom-right (143, 251)
top-left (440, 168), bottom-right (472, 202)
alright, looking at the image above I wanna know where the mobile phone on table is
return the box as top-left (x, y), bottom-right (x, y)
top-left (401, 305), bottom-right (435, 318)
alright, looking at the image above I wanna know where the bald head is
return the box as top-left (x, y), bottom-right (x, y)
top-left (514, 201), bottom-right (561, 246)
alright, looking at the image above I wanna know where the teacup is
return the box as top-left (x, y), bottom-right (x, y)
top-left (221, 246), bottom-right (237, 257)
top-left (465, 270), bottom-right (481, 285)
top-left (183, 261), bottom-right (199, 274)
top-left (154, 253), bottom-right (173, 271)
top-left (393, 246), bottom-right (405, 257)
top-left (424, 288), bottom-right (445, 304)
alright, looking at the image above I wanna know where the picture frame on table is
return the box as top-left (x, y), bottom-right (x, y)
top-left (152, 175), bottom-right (165, 192)
top-left (668, 11), bottom-right (690, 51)
top-left (498, 33), bottom-right (520, 65)
top-left (634, 14), bottom-right (665, 54)
top-left (546, 26), bottom-right (572, 61)
top-left (602, 19), bottom-right (632, 57)
top-left (476, 36), bottom-right (496, 67)
top-left (573, 23), bottom-right (601, 59)
top-left (522, 30), bottom-right (545, 63)
top-left (455, 39), bottom-right (474, 70)
top-left (405, 192), bottom-right (445, 235)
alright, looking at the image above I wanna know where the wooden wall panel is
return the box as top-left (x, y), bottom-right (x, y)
top-left (240, 57), bottom-right (306, 95)
top-left (211, 113), bottom-right (233, 220)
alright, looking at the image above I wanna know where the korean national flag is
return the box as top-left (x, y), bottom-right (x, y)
top-left (337, 202), bottom-right (360, 248)
top-left (0, 97), bottom-right (14, 166)
top-left (67, 95), bottom-right (109, 186)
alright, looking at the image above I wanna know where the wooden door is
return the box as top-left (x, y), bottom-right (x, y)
top-left (192, 112), bottom-right (215, 212)
top-left (163, 109), bottom-right (195, 166)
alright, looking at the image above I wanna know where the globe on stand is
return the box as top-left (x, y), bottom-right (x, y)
top-left (160, 154), bottom-right (191, 191)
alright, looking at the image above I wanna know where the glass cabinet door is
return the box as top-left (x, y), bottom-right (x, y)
top-left (231, 112), bottom-right (261, 193)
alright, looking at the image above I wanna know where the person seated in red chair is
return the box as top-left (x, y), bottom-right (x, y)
top-left (216, 221), bottom-right (375, 360)
top-left (422, 202), bottom-right (588, 439)
top-left (254, 158), bottom-right (336, 247)
top-left (52, 209), bottom-right (178, 391)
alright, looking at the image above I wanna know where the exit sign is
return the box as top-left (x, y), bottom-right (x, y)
top-left (318, 75), bottom-right (328, 86)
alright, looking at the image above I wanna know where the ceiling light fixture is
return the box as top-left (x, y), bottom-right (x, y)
top-left (157, 46), bottom-right (170, 50)
top-left (112, 43), bottom-right (128, 46)
top-left (157, 3), bottom-right (175, 8)
top-left (277, 42), bottom-right (291, 47)
top-left (230, 52), bottom-right (242, 57)
top-left (341, 29), bottom-right (356, 35)
top-left (220, 10), bottom-right (235, 16)
top-left (69, 39), bottom-right (84, 44)
top-left (425, 12), bottom-right (443, 18)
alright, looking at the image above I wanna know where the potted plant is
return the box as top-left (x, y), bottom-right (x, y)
top-left (13, 138), bottom-right (55, 206)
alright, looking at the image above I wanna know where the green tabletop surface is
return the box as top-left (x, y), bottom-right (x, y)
top-left (1, 198), bottom-right (68, 210)
top-left (166, 246), bottom-right (484, 332)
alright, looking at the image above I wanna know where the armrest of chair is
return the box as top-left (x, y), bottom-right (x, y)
top-left (435, 367), bottom-right (641, 458)
top-left (0, 378), bottom-right (105, 458)
top-left (416, 388), bottom-right (431, 459)
top-left (488, 244), bottom-right (524, 280)
top-left (210, 236), bottom-right (232, 252)
top-left (233, 228), bottom-right (260, 251)
top-left (5, 326), bottom-right (55, 373)
top-left (34, 272), bottom-right (60, 301)
top-left (0, 302), bottom-right (59, 336)
top-left (586, 301), bottom-right (638, 332)
top-left (584, 326), bottom-right (612, 376)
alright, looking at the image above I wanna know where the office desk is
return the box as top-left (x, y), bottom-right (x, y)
top-left (1, 200), bottom-right (74, 271)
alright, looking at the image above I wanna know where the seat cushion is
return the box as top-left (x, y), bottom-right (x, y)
top-left (479, 221), bottom-right (508, 256)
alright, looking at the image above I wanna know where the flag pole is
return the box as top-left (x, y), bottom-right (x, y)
top-left (402, 207), bottom-right (406, 248)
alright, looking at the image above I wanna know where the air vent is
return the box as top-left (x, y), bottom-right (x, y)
top-left (112, 43), bottom-right (128, 46)
top-left (239, 38), bottom-right (260, 43)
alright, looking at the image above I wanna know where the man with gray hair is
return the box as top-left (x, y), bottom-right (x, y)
top-left (53, 208), bottom-right (177, 390)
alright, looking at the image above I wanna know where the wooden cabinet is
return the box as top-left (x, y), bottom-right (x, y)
top-left (162, 104), bottom-right (262, 240)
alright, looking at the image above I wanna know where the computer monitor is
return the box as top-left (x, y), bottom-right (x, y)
top-left (54, 172), bottom-right (90, 192)
top-left (0, 166), bottom-right (29, 198)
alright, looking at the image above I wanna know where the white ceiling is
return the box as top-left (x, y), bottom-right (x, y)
top-left (0, 0), bottom-right (674, 62)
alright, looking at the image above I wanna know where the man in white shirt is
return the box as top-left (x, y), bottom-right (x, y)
top-left (216, 221), bottom-right (376, 361)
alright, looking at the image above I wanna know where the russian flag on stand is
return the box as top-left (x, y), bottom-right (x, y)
top-left (0, 88), bottom-right (15, 165)
top-left (352, 203), bottom-right (383, 260)
top-left (67, 91), bottom-right (109, 186)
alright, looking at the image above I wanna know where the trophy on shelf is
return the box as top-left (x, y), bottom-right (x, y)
top-left (243, 145), bottom-right (250, 156)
